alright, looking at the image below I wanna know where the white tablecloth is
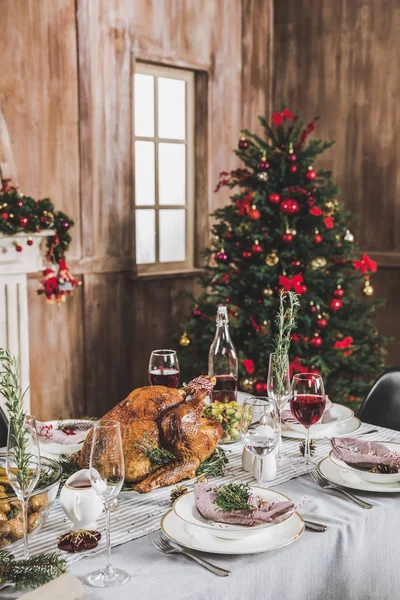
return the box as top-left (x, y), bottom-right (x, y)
top-left (7, 425), bottom-right (400, 600)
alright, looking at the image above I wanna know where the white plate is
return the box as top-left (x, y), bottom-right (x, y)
top-left (318, 456), bottom-right (400, 493)
top-left (329, 441), bottom-right (400, 484)
top-left (161, 509), bottom-right (304, 554)
top-left (173, 487), bottom-right (294, 540)
top-left (287, 403), bottom-right (354, 434)
top-left (282, 416), bottom-right (361, 440)
top-left (38, 419), bottom-right (93, 458)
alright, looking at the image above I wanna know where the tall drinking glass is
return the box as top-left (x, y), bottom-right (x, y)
top-left (290, 374), bottom-right (326, 466)
top-left (267, 352), bottom-right (290, 464)
top-left (148, 350), bottom-right (180, 388)
top-left (88, 421), bottom-right (130, 588)
top-left (6, 415), bottom-right (40, 558)
top-left (239, 396), bottom-right (279, 486)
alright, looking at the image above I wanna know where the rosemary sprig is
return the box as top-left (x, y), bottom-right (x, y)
top-left (214, 482), bottom-right (252, 512)
top-left (195, 447), bottom-right (228, 477)
top-left (0, 550), bottom-right (66, 589)
top-left (134, 436), bottom-right (176, 466)
top-left (0, 349), bottom-right (31, 488)
top-left (272, 290), bottom-right (300, 396)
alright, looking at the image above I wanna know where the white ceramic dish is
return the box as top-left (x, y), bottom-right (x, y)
top-left (318, 456), bottom-right (400, 493)
top-left (161, 509), bottom-right (304, 554)
top-left (329, 441), bottom-right (400, 484)
top-left (173, 487), bottom-right (294, 540)
top-left (282, 416), bottom-right (361, 440)
top-left (287, 403), bottom-right (353, 434)
top-left (38, 419), bottom-right (93, 458)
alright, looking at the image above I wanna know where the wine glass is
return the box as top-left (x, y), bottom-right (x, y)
top-left (6, 415), bottom-right (40, 558)
top-left (267, 352), bottom-right (290, 464)
top-left (239, 396), bottom-right (279, 486)
top-left (148, 350), bottom-right (180, 388)
top-left (290, 374), bottom-right (326, 466)
top-left (88, 420), bottom-right (130, 588)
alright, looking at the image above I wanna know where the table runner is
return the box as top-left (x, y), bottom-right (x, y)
top-left (10, 422), bottom-right (399, 565)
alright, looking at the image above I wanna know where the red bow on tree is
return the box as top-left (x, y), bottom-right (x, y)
top-left (235, 193), bottom-right (253, 216)
top-left (242, 359), bottom-right (255, 375)
top-left (324, 217), bottom-right (334, 229)
top-left (289, 357), bottom-right (320, 378)
top-left (279, 273), bottom-right (305, 294)
top-left (309, 206), bottom-right (323, 217)
top-left (272, 108), bottom-right (295, 127)
top-left (354, 254), bottom-right (377, 274)
top-left (334, 336), bottom-right (354, 357)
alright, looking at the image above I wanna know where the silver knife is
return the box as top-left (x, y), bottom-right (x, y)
top-left (304, 519), bottom-right (328, 532)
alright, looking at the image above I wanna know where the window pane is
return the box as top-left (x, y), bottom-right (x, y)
top-left (134, 74), bottom-right (154, 137)
top-left (158, 143), bottom-right (186, 205)
top-left (136, 209), bottom-right (155, 264)
top-left (135, 141), bottom-right (155, 206)
top-left (158, 77), bottom-right (186, 140)
top-left (159, 209), bottom-right (186, 263)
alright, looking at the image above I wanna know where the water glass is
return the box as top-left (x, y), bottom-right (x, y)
top-left (267, 352), bottom-right (290, 464)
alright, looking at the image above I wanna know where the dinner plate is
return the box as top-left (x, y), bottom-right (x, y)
top-left (287, 403), bottom-right (353, 434)
top-left (161, 509), bottom-right (304, 554)
top-left (173, 487), bottom-right (294, 540)
top-left (38, 419), bottom-right (93, 458)
top-left (329, 441), bottom-right (400, 484)
top-left (282, 416), bottom-right (361, 440)
top-left (318, 456), bottom-right (400, 493)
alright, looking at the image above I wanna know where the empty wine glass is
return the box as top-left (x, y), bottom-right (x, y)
top-left (6, 415), bottom-right (40, 558)
top-left (148, 350), bottom-right (180, 388)
top-left (88, 420), bottom-right (130, 588)
top-left (267, 352), bottom-right (290, 464)
top-left (290, 373), bottom-right (326, 466)
top-left (240, 396), bottom-right (279, 486)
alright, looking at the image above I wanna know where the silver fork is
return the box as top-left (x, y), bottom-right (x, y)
top-left (310, 469), bottom-right (373, 509)
top-left (148, 531), bottom-right (230, 577)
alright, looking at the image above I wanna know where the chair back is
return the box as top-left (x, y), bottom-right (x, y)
top-left (0, 406), bottom-right (8, 447)
top-left (358, 367), bottom-right (400, 431)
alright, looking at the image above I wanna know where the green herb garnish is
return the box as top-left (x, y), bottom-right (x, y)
top-left (214, 482), bottom-right (252, 512)
top-left (135, 436), bottom-right (176, 466)
top-left (272, 290), bottom-right (300, 396)
top-left (196, 447), bottom-right (228, 477)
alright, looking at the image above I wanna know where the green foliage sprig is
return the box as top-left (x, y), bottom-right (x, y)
top-left (271, 291), bottom-right (299, 397)
top-left (134, 436), bottom-right (176, 466)
top-left (0, 550), bottom-right (66, 589)
top-left (214, 481), bottom-right (252, 512)
top-left (196, 447), bottom-right (228, 477)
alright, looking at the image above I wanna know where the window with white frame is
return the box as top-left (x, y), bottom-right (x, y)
top-left (134, 64), bottom-right (194, 272)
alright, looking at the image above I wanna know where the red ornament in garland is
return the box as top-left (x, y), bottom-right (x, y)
top-left (269, 193), bottom-right (280, 205)
top-left (288, 165), bottom-right (297, 173)
top-left (282, 232), bottom-right (293, 244)
top-left (330, 298), bottom-right (343, 311)
top-left (311, 334), bottom-right (323, 348)
top-left (26, 238), bottom-right (33, 246)
top-left (317, 317), bottom-right (328, 328)
top-left (306, 168), bottom-right (317, 181)
top-left (15, 244), bottom-right (23, 253)
top-left (215, 251), bottom-right (229, 264)
top-left (333, 287), bottom-right (344, 298)
top-left (251, 243), bottom-right (262, 255)
top-left (19, 216), bottom-right (29, 227)
top-left (248, 208), bottom-right (261, 221)
top-left (254, 380), bottom-right (268, 394)
top-left (242, 250), bottom-right (252, 260)
top-left (280, 199), bottom-right (300, 215)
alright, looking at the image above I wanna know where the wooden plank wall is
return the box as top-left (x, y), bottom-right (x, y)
top-left (0, 0), bottom-right (273, 418)
top-left (273, 0), bottom-right (400, 364)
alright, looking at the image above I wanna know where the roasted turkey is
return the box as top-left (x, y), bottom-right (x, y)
top-left (76, 378), bottom-right (223, 493)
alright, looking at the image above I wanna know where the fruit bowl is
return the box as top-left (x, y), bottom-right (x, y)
top-left (0, 453), bottom-right (62, 548)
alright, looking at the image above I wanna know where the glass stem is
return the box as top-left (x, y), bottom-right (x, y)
top-left (22, 497), bottom-right (29, 559)
top-left (276, 405), bottom-right (283, 457)
top-left (104, 503), bottom-right (113, 576)
top-left (256, 456), bottom-right (263, 486)
top-left (304, 427), bottom-right (311, 464)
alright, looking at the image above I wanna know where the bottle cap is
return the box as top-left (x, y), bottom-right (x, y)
top-left (217, 306), bottom-right (227, 315)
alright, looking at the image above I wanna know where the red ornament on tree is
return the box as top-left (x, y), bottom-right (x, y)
top-left (301, 284), bottom-right (307, 294)
top-left (280, 199), bottom-right (300, 215)
top-left (292, 260), bottom-right (302, 268)
top-left (192, 308), bottom-right (202, 318)
top-left (311, 334), bottom-right (323, 348)
top-left (287, 153), bottom-right (297, 162)
top-left (306, 169), bottom-right (317, 180)
top-left (1, 212), bottom-right (8, 220)
top-left (215, 251), bottom-right (229, 264)
top-left (282, 232), bottom-right (293, 244)
top-left (238, 136), bottom-right (249, 150)
top-left (242, 250), bottom-right (252, 260)
top-left (258, 158), bottom-right (270, 171)
top-left (333, 287), bottom-right (344, 298)
top-left (317, 317), bottom-right (328, 328)
top-left (225, 231), bottom-right (234, 240)
top-left (251, 243), bottom-right (262, 254)
top-left (269, 193), bottom-right (280, 205)
top-left (310, 305), bottom-right (318, 313)
top-left (330, 298), bottom-right (343, 311)
top-left (61, 221), bottom-right (70, 229)
top-left (288, 165), bottom-right (297, 173)
top-left (254, 380), bottom-right (268, 394)
top-left (248, 208), bottom-right (261, 221)
top-left (314, 233), bottom-right (323, 244)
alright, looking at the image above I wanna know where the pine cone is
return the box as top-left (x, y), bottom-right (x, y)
top-left (299, 439), bottom-right (316, 457)
top-left (369, 463), bottom-right (398, 474)
top-left (170, 484), bottom-right (188, 503)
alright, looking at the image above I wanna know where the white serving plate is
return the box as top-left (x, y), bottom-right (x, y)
top-left (329, 441), bottom-right (400, 484)
top-left (287, 403), bottom-right (354, 434)
top-left (161, 509), bottom-right (304, 555)
top-left (38, 419), bottom-right (93, 458)
top-left (318, 455), bottom-right (400, 493)
top-left (173, 487), bottom-right (294, 540)
top-left (282, 416), bottom-right (361, 440)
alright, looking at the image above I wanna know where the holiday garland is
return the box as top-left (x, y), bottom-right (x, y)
top-left (0, 178), bottom-right (80, 302)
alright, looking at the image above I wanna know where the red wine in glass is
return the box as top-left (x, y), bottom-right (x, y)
top-left (149, 368), bottom-right (180, 388)
top-left (290, 394), bottom-right (326, 427)
top-left (211, 375), bottom-right (238, 403)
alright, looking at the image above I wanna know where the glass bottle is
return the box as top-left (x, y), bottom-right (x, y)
top-left (208, 306), bottom-right (238, 403)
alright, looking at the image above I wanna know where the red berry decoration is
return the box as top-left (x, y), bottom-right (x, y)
top-left (333, 287), bottom-right (344, 298)
top-left (306, 169), bottom-right (317, 180)
top-left (27, 238), bottom-right (33, 246)
top-left (242, 250), bottom-right (252, 260)
top-left (15, 245), bottom-right (23, 252)
top-left (317, 317), bottom-right (328, 328)
top-left (258, 158), bottom-right (270, 171)
top-left (311, 334), bottom-right (323, 348)
top-left (330, 298), bottom-right (343, 311)
top-left (251, 243), bottom-right (262, 254)
top-left (269, 193), bottom-right (280, 205)
top-left (287, 153), bottom-right (297, 162)
top-left (254, 380), bottom-right (268, 394)
top-left (19, 216), bottom-right (29, 227)
top-left (314, 234), bottom-right (323, 244)
top-left (64, 429), bottom-right (74, 436)
top-left (248, 208), bottom-right (261, 221)
top-left (282, 232), bottom-right (293, 244)
top-left (192, 308), bottom-right (202, 318)
top-left (288, 165), bottom-right (297, 173)
top-left (215, 251), bottom-right (229, 264)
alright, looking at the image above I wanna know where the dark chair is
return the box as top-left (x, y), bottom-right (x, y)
top-left (358, 367), bottom-right (400, 431)
top-left (0, 406), bottom-right (8, 447)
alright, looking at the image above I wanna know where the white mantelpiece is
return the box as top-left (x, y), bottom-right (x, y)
top-left (0, 232), bottom-right (52, 415)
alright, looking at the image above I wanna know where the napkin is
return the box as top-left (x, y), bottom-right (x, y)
top-left (194, 482), bottom-right (294, 527)
top-left (331, 437), bottom-right (400, 471)
top-left (19, 573), bottom-right (83, 600)
top-left (36, 421), bottom-right (89, 445)
top-left (281, 397), bottom-right (332, 425)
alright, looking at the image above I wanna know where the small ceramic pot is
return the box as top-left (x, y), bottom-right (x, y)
top-left (60, 469), bottom-right (104, 530)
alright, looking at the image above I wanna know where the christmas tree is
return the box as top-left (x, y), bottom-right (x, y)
top-left (179, 108), bottom-right (388, 408)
